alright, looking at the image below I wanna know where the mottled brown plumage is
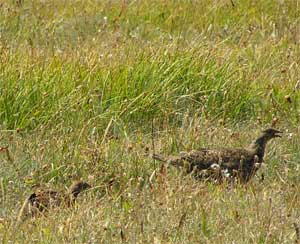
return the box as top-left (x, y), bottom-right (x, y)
top-left (18, 181), bottom-right (91, 221)
top-left (153, 128), bottom-right (282, 183)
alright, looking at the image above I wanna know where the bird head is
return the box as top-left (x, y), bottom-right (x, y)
top-left (262, 128), bottom-right (282, 140)
top-left (249, 128), bottom-right (282, 158)
top-left (69, 181), bottom-right (91, 198)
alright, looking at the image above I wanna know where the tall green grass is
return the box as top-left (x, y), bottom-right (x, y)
top-left (1, 47), bottom-right (299, 131)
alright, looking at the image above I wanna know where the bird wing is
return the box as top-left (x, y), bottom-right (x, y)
top-left (30, 189), bottom-right (61, 211)
top-left (181, 148), bottom-right (255, 170)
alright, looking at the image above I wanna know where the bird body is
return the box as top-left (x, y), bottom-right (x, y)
top-left (152, 128), bottom-right (282, 183)
top-left (17, 181), bottom-right (90, 222)
top-left (28, 189), bottom-right (63, 212)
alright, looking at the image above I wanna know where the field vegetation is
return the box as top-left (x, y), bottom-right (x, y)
top-left (0, 0), bottom-right (300, 243)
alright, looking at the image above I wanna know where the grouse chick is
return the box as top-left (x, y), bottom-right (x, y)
top-left (18, 181), bottom-right (91, 221)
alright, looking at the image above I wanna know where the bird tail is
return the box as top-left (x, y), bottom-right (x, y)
top-left (152, 153), bottom-right (168, 163)
top-left (16, 198), bottom-right (31, 224)
top-left (152, 153), bottom-right (185, 169)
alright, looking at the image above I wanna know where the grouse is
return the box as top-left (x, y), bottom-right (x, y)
top-left (152, 128), bottom-right (282, 183)
top-left (17, 181), bottom-right (91, 221)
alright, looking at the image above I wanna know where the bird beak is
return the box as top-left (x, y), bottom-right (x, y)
top-left (274, 130), bottom-right (283, 138)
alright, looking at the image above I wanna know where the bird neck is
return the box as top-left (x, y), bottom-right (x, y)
top-left (65, 192), bottom-right (78, 206)
top-left (249, 135), bottom-right (269, 161)
top-left (70, 190), bottom-right (80, 199)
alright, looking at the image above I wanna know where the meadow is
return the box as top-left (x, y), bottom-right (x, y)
top-left (0, 0), bottom-right (300, 243)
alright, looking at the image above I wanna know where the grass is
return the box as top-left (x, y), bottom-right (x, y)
top-left (0, 0), bottom-right (300, 243)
